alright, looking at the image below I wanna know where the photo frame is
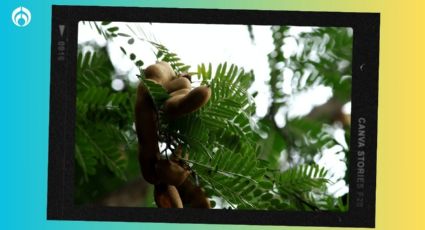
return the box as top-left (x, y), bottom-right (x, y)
top-left (48, 5), bottom-right (379, 227)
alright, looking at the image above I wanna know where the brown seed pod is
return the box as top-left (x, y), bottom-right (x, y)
top-left (163, 77), bottom-right (191, 93)
top-left (179, 73), bottom-right (192, 82)
top-left (178, 178), bottom-right (211, 208)
top-left (164, 86), bottom-right (211, 120)
top-left (154, 184), bottom-right (183, 208)
top-left (155, 159), bottom-right (190, 186)
top-left (134, 83), bottom-right (160, 184)
top-left (144, 62), bottom-right (176, 85)
top-left (170, 88), bottom-right (191, 97)
top-left (190, 187), bottom-right (211, 208)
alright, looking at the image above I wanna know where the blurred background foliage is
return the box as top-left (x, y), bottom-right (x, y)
top-left (74, 21), bottom-right (352, 211)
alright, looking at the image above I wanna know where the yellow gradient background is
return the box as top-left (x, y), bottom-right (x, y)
top-left (373, 0), bottom-right (423, 229)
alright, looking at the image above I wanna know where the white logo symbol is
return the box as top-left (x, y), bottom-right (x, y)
top-left (12, 6), bottom-right (31, 27)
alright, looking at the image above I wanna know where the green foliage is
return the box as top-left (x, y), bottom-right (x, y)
top-left (84, 21), bottom-right (121, 39)
top-left (141, 62), bottom-right (341, 211)
top-left (255, 26), bottom-right (351, 211)
top-left (168, 64), bottom-right (265, 208)
top-left (139, 77), bottom-right (170, 109)
top-left (151, 41), bottom-right (191, 74)
top-left (74, 22), bottom-right (351, 211)
top-left (259, 26), bottom-right (352, 166)
top-left (75, 48), bottom-right (140, 204)
top-left (277, 164), bottom-right (328, 195)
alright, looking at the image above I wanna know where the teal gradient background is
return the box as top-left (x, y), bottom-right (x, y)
top-left (2, 0), bottom-right (424, 230)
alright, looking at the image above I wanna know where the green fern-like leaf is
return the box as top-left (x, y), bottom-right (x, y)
top-left (279, 164), bottom-right (328, 191)
top-left (77, 50), bottom-right (113, 90)
top-left (139, 77), bottom-right (170, 109)
top-left (148, 41), bottom-right (191, 74)
top-left (76, 123), bottom-right (128, 181)
top-left (163, 63), bottom-right (275, 208)
top-left (75, 48), bottom-right (134, 182)
top-left (276, 164), bottom-right (330, 210)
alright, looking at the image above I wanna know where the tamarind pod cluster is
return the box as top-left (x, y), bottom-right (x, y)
top-left (178, 179), bottom-right (211, 208)
top-left (144, 61), bottom-right (212, 120)
top-left (154, 184), bottom-right (183, 208)
top-left (155, 159), bottom-right (190, 186)
top-left (136, 61), bottom-right (212, 208)
top-left (135, 83), bottom-right (160, 184)
top-left (161, 75), bottom-right (211, 120)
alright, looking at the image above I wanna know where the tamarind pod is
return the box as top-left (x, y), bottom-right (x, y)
top-left (139, 154), bottom-right (159, 184)
top-left (170, 88), bottom-right (190, 97)
top-left (179, 73), bottom-right (192, 82)
top-left (177, 179), bottom-right (192, 205)
top-left (170, 145), bottom-right (184, 160)
top-left (164, 86), bottom-right (211, 120)
top-left (175, 145), bottom-right (183, 157)
top-left (178, 178), bottom-right (211, 209)
top-left (135, 83), bottom-right (160, 184)
top-left (169, 145), bottom-right (189, 166)
top-left (155, 159), bottom-right (190, 186)
top-left (144, 62), bottom-right (176, 85)
top-left (154, 184), bottom-right (183, 208)
top-left (190, 188), bottom-right (211, 208)
top-left (163, 94), bottom-right (185, 119)
top-left (163, 77), bottom-right (192, 93)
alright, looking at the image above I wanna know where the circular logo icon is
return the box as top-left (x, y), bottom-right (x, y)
top-left (12, 6), bottom-right (31, 27)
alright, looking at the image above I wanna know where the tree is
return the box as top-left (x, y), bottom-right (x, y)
top-left (74, 21), bottom-right (351, 211)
